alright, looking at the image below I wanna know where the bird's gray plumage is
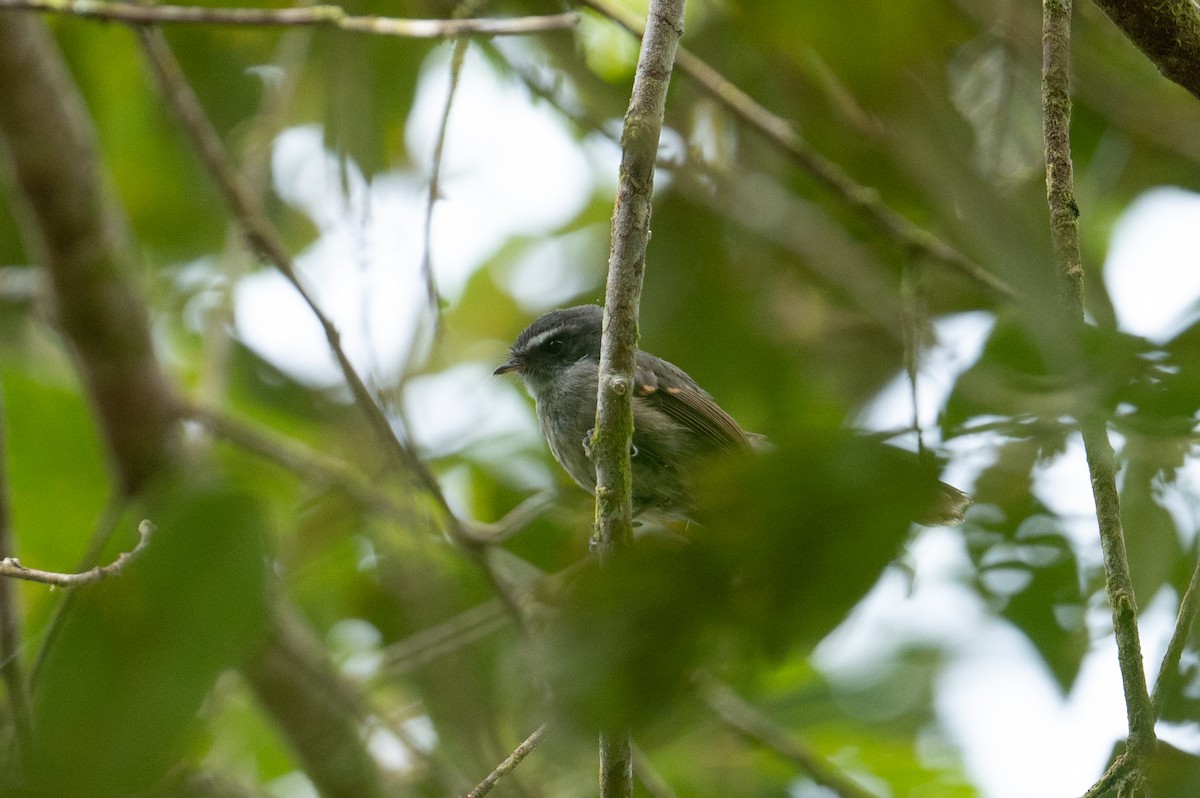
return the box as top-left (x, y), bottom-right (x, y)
top-left (496, 304), bottom-right (753, 517)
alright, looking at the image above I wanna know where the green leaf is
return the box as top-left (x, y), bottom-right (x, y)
top-left (22, 482), bottom-right (269, 795)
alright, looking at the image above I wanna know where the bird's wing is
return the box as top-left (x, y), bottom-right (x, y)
top-left (634, 353), bottom-right (749, 452)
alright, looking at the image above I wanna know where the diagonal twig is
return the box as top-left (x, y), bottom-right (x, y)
top-left (378, 599), bottom-right (509, 678)
top-left (464, 723), bottom-right (547, 798)
top-left (579, 0), bottom-right (1018, 301)
top-left (1150, 554), bottom-right (1200, 715)
top-left (133, 27), bottom-right (473, 545)
top-left (696, 672), bottom-right (883, 796)
top-left (183, 401), bottom-right (550, 544)
top-left (694, 672), bottom-right (878, 798)
top-left (0, 0), bottom-right (579, 38)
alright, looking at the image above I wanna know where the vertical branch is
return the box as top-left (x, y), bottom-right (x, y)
top-left (1041, 0), bottom-right (1156, 791)
top-left (592, 0), bottom-right (686, 558)
top-left (592, 1), bottom-right (685, 796)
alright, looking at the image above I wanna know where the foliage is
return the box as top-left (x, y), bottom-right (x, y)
top-left (0, 0), bottom-right (1199, 796)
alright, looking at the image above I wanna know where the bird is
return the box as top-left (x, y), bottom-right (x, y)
top-left (495, 304), bottom-right (757, 519)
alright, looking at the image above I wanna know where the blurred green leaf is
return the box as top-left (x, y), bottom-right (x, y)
top-left (21, 482), bottom-right (269, 795)
top-left (546, 429), bottom-right (946, 730)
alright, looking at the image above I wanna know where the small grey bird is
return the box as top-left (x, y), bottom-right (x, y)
top-left (495, 304), bottom-right (757, 518)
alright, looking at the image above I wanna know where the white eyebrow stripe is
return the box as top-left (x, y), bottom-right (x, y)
top-left (521, 328), bottom-right (561, 352)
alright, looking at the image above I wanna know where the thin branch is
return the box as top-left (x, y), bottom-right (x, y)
top-left (493, 44), bottom-right (909, 336)
top-left (134, 27), bottom-right (473, 545)
top-left (695, 673), bottom-right (878, 798)
top-left (1150, 555), bottom-right (1200, 715)
top-left (0, 0), bottom-right (578, 38)
top-left (592, 1), bottom-right (685, 795)
top-left (417, 35), bottom-right (466, 339)
top-left (201, 23), bottom-right (311, 409)
top-left (1079, 754), bottom-right (1135, 798)
top-left (378, 599), bottom-right (509, 679)
top-left (243, 602), bottom-right (389, 798)
top-left (0, 520), bottom-right (154, 587)
top-left (578, 0), bottom-right (1018, 302)
top-left (0, 387), bottom-right (33, 752)
top-left (463, 723), bottom-right (546, 798)
top-left (592, 0), bottom-right (683, 556)
top-left (183, 402), bottom-right (548, 544)
top-left (182, 402), bottom-right (417, 520)
top-left (1041, 0), bottom-right (1156, 787)
top-left (1088, 0), bottom-right (1200, 102)
top-left (29, 495), bottom-right (126, 685)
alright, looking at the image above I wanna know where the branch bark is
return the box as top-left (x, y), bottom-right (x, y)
top-left (463, 723), bottom-right (546, 798)
top-left (0, 11), bottom-right (180, 494)
top-left (695, 673), bottom-right (878, 798)
top-left (0, 0), bottom-right (579, 38)
top-left (0, 519), bottom-right (153, 587)
top-left (243, 603), bottom-right (389, 798)
top-left (1041, 2), bottom-right (1156, 795)
top-left (1089, 0), bottom-right (1200, 101)
top-left (133, 26), bottom-right (476, 546)
top-left (0, 14), bottom-right (392, 794)
top-left (591, 0), bottom-right (685, 795)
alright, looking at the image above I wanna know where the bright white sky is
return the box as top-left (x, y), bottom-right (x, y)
top-left (232, 45), bottom-right (1200, 798)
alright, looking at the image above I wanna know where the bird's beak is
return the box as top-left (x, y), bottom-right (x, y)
top-left (494, 357), bottom-right (521, 376)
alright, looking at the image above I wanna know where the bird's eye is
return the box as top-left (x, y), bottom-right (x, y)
top-left (545, 338), bottom-right (565, 355)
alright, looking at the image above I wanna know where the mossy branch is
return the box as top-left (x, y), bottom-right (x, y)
top-left (591, 1), bottom-right (686, 796)
top-left (1089, 0), bottom-right (1200, 101)
top-left (1041, 2), bottom-right (1157, 794)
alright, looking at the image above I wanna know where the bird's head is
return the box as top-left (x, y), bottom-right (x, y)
top-left (495, 304), bottom-right (604, 395)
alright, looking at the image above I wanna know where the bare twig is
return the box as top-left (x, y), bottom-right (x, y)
top-left (0, 0), bottom-right (578, 38)
top-left (695, 673), bottom-right (878, 798)
top-left (0, 520), bottom-right (154, 587)
top-left (464, 723), bottom-right (546, 798)
top-left (493, 45), bottom-right (909, 335)
top-left (592, 0), bottom-right (686, 795)
top-left (201, 24), bottom-right (311, 409)
top-left (417, 35), bottom-right (467, 338)
top-left (1079, 755), bottom-right (1134, 798)
top-left (578, 0), bottom-right (1018, 301)
top-left (0, 388), bottom-right (33, 752)
top-left (183, 402), bottom-right (549, 544)
top-left (182, 402), bottom-right (416, 519)
top-left (134, 27), bottom-right (473, 545)
top-left (29, 495), bottom-right (126, 685)
top-left (1041, 0), bottom-right (1156, 793)
top-left (378, 599), bottom-right (509, 678)
top-left (1150, 555), bottom-right (1200, 715)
